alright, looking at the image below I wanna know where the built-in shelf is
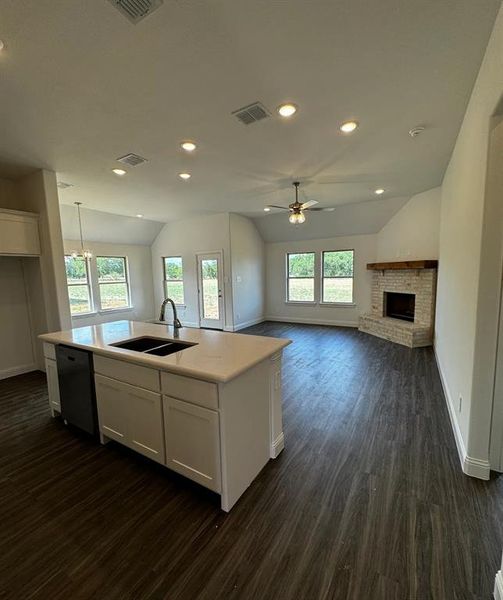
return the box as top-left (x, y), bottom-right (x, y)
top-left (366, 260), bottom-right (438, 271)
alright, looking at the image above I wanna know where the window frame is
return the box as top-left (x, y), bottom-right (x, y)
top-left (96, 255), bottom-right (131, 312)
top-left (320, 249), bottom-right (355, 305)
top-left (286, 251), bottom-right (317, 304)
top-left (64, 254), bottom-right (94, 316)
top-left (162, 256), bottom-right (185, 306)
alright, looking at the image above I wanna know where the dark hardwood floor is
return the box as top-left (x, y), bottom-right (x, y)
top-left (1, 323), bottom-right (502, 599)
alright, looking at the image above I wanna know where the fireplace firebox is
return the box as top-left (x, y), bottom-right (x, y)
top-left (384, 292), bottom-right (415, 322)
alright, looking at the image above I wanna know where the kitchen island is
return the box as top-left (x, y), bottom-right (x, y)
top-left (39, 320), bottom-right (291, 511)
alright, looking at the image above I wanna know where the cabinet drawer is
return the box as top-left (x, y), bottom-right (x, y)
top-left (43, 342), bottom-right (56, 360)
top-left (94, 355), bottom-right (160, 392)
top-left (161, 371), bottom-right (218, 409)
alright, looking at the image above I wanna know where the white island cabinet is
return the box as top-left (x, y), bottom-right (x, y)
top-left (40, 320), bottom-right (290, 512)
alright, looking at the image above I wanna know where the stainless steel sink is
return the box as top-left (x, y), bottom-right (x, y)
top-left (111, 336), bottom-right (196, 356)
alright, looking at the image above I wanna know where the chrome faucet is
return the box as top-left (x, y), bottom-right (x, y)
top-left (159, 298), bottom-right (183, 336)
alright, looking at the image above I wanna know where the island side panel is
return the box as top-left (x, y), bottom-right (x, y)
top-left (269, 351), bottom-right (284, 458)
top-left (218, 358), bottom-right (273, 512)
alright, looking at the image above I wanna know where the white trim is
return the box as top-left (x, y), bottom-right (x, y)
top-left (434, 346), bottom-right (490, 480)
top-left (265, 315), bottom-right (359, 328)
top-left (284, 301), bottom-right (317, 306)
top-left (494, 569), bottom-right (503, 600)
top-left (98, 306), bottom-right (134, 315)
top-left (271, 432), bottom-right (285, 458)
top-left (0, 363), bottom-right (37, 380)
top-left (463, 455), bottom-right (491, 479)
top-left (232, 317), bottom-right (266, 332)
top-left (319, 302), bottom-right (356, 308)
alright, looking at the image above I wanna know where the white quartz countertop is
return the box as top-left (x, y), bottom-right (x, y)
top-left (39, 320), bottom-right (291, 383)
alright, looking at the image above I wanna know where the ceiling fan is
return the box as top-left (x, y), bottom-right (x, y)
top-left (266, 181), bottom-right (335, 224)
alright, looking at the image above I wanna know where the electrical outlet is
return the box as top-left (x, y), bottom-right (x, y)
top-left (459, 396), bottom-right (463, 412)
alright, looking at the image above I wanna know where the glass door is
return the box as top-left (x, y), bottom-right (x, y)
top-left (197, 252), bottom-right (224, 329)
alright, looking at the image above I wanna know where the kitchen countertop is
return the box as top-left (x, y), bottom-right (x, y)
top-left (39, 320), bottom-right (291, 383)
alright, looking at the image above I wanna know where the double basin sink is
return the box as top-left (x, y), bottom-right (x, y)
top-left (111, 336), bottom-right (196, 357)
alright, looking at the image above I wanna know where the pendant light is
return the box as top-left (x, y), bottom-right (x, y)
top-left (72, 202), bottom-right (92, 259)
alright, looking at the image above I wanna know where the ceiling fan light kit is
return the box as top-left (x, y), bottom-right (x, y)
top-left (265, 181), bottom-right (335, 225)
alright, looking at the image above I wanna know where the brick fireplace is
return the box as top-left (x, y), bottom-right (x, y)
top-left (359, 260), bottom-right (438, 348)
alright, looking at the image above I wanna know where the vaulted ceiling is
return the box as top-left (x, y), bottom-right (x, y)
top-left (0, 0), bottom-right (500, 227)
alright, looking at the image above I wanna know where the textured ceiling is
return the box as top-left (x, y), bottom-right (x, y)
top-left (0, 0), bottom-right (500, 229)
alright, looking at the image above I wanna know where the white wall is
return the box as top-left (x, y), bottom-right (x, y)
top-left (151, 213), bottom-right (233, 329)
top-left (0, 170), bottom-right (71, 371)
top-left (229, 214), bottom-right (265, 330)
top-left (435, 5), bottom-right (503, 477)
top-left (64, 240), bottom-right (155, 328)
top-left (0, 177), bottom-right (18, 210)
top-left (265, 234), bottom-right (376, 327)
top-left (17, 170), bottom-right (71, 333)
top-left (0, 257), bottom-right (37, 379)
top-left (376, 187), bottom-right (441, 261)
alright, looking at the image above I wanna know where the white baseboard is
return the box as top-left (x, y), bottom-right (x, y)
top-left (270, 432), bottom-right (285, 458)
top-left (494, 569), bottom-right (503, 600)
top-left (0, 363), bottom-right (37, 381)
top-left (265, 315), bottom-right (359, 328)
top-left (434, 347), bottom-right (490, 480)
top-left (233, 317), bottom-right (266, 332)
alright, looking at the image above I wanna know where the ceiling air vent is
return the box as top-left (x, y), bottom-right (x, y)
top-left (116, 153), bottom-right (148, 167)
top-left (108, 0), bottom-right (164, 24)
top-left (232, 102), bottom-right (270, 125)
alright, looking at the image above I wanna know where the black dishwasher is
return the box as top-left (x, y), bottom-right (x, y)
top-left (56, 345), bottom-right (98, 436)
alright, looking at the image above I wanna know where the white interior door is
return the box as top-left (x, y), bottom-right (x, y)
top-left (197, 252), bottom-right (224, 329)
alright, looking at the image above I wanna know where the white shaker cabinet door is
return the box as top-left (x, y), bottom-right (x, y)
top-left (128, 385), bottom-right (165, 465)
top-left (95, 374), bottom-right (129, 444)
top-left (163, 396), bottom-right (221, 493)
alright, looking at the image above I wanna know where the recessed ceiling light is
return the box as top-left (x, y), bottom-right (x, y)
top-left (112, 168), bottom-right (126, 176)
top-left (179, 172), bottom-right (191, 180)
top-left (181, 141), bottom-right (197, 152)
top-left (375, 188), bottom-right (385, 195)
top-left (136, 214), bottom-right (143, 218)
top-left (278, 103), bottom-right (298, 118)
top-left (264, 207), bottom-right (271, 212)
top-left (340, 121), bottom-right (358, 133)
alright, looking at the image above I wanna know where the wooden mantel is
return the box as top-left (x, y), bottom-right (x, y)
top-left (366, 260), bottom-right (438, 271)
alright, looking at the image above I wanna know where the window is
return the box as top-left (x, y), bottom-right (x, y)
top-left (65, 255), bottom-right (93, 315)
top-left (97, 256), bottom-right (130, 310)
top-left (322, 250), bottom-right (354, 303)
top-left (287, 252), bottom-right (315, 302)
top-left (163, 256), bottom-right (184, 305)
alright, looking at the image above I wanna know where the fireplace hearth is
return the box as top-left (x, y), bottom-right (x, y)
top-left (384, 292), bottom-right (415, 322)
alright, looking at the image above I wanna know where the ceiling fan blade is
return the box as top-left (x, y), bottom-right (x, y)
top-left (305, 207), bottom-right (336, 212)
top-left (301, 199), bottom-right (318, 209)
top-left (267, 205), bottom-right (291, 210)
